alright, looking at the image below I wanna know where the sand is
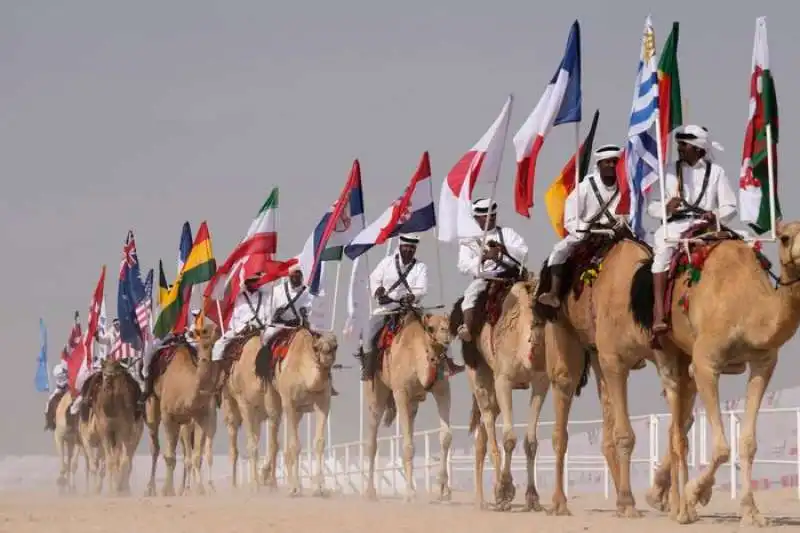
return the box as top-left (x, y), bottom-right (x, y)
top-left (2, 487), bottom-right (799, 533)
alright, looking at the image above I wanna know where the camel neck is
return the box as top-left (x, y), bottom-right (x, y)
top-left (754, 266), bottom-right (800, 349)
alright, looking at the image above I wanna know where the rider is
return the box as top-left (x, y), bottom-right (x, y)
top-left (69, 320), bottom-right (116, 415)
top-left (648, 124), bottom-right (737, 335)
top-left (537, 144), bottom-right (628, 308)
top-left (44, 359), bottom-right (69, 429)
top-left (457, 198), bottom-right (528, 342)
top-left (212, 272), bottom-right (272, 362)
top-left (262, 264), bottom-right (313, 347)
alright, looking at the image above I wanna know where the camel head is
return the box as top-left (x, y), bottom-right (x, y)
top-left (776, 220), bottom-right (800, 276)
top-left (311, 331), bottom-right (338, 369)
top-left (187, 323), bottom-right (221, 359)
top-left (100, 357), bottom-right (125, 388)
top-left (423, 313), bottom-right (452, 351)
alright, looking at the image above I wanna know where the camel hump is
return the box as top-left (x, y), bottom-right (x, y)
top-left (222, 325), bottom-right (262, 362)
top-left (254, 328), bottom-right (299, 383)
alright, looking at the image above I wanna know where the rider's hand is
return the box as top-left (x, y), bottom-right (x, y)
top-left (703, 211), bottom-right (717, 227)
top-left (666, 197), bottom-right (683, 215)
top-left (402, 294), bottom-right (415, 305)
top-left (374, 286), bottom-right (386, 299)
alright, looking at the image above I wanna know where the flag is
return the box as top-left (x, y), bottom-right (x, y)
top-left (304, 160), bottom-right (366, 295)
top-left (175, 222), bottom-right (194, 331)
top-left (344, 254), bottom-right (372, 341)
top-left (438, 95), bottom-right (513, 242)
top-left (136, 269), bottom-right (154, 344)
top-left (204, 188), bottom-right (279, 327)
top-left (35, 318), bottom-right (49, 392)
top-left (625, 16), bottom-right (660, 238)
top-left (155, 221), bottom-right (217, 338)
top-left (61, 311), bottom-right (81, 362)
top-left (740, 16), bottom-right (780, 235)
top-left (344, 152), bottom-right (436, 259)
top-left (544, 109), bottom-right (599, 237)
top-left (513, 20), bottom-right (582, 217)
top-left (68, 266), bottom-right (105, 394)
top-left (95, 297), bottom-right (108, 362)
top-left (117, 231), bottom-right (146, 350)
top-left (657, 22), bottom-right (683, 167)
top-left (157, 260), bottom-right (170, 310)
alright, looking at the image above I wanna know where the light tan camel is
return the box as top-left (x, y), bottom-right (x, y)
top-left (628, 221), bottom-right (800, 526)
top-left (450, 277), bottom-right (551, 511)
top-left (256, 326), bottom-right (338, 496)
top-left (220, 330), bottom-right (272, 490)
top-left (178, 400), bottom-right (217, 495)
top-left (362, 311), bottom-right (454, 502)
top-left (75, 376), bottom-right (107, 494)
top-left (145, 323), bottom-right (220, 497)
top-left (51, 391), bottom-right (88, 493)
top-left (91, 358), bottom-right (143, 495)
top-left (533, 235), bottom-right (677, 518)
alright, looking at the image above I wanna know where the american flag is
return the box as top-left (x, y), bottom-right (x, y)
top-left (109, 334), bottom-right (137, 361)
top-left (136, 270), bottom-right (154, 344)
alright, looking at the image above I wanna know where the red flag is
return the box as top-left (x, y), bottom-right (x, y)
top-left (67, 266), bottom-right (105, 394)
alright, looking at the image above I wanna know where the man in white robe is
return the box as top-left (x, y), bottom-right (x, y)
top-left (211, 273), bottom-right (272, 362)
top-left (538, 144), bottom-right (628, 308)
top-left (262, 264), bottom-right (313, 347)
top-left (44, 360), bottom-right (69, 429)
top-left (648, 124), bottom-right (737, 335)
top-left (457, 198), bottom-right (528, 342)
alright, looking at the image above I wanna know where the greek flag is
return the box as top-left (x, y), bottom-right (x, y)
top-left (626, 16), bottom-right (660, 238)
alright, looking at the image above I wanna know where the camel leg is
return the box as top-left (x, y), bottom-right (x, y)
top-left (432, 380), bottom-right (453, 502)
top-left (242, 405), bottom-right (263, 492)
top-left (312, 393), bottom-right (330, 497)
top-left (523, 372), bottom-right (548, 512)
top-left (161, 417), bottom-right (180, 497)
top-left (468, 366), bottom-right (502, 510)
top-left (284, 403), bottom-right (302, 497)
top-left (55, 430), bottom-right (68, 493)
top-left (191, 420), bottom-right (208, 496)
top-left (592, 357), bottom-right (622, 498)
top-left (100, 435), bottom-right (117, 495)
top-left (493, 375), bottom-right (516, 511)
top-left (474, 416), bottom-right (489, 510)
top-left (223, 397), bottom-right (242, 489)
top-left (364, 380), bottom-right (390, 501)
top-left (68, 438), bottom-right (80, 493)
top-left (178, 425), bottom-right (191, 496)
top-left (685, 354), bottom-right (728, 517)
top-left (204, 420), bottom-right (216, 493)
top-left (602, 360), bottom-right (641, 518)
top-left (262, 415), bottom-right (281, 489)
top-left (394, 390), bottom-right (417, 502)
top-left (145, 399), bottom-right (161, 497)
top-left (736, 352), bottom-right (777, 527)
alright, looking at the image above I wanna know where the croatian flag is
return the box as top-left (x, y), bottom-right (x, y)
top-left (513, 20), bottom-right (582, 218)
top-left (438, 95), bottom-right (513, 242)
top-left (300, 160), bottom-right (366, 295)
top-left (344, 151), bottom-right (435, 260)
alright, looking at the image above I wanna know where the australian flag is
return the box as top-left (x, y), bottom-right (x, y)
top-left (118, 230), bottom-right (147, 350)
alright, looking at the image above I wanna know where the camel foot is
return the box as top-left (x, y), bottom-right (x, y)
top-left (161, 485), bottom-right (176, 497)
top-left (493, 476), bottom-right (516, 510)
top-left (438, 484), bottom-right (452, 502)
top-left (676, 503), bottom-right (699, 525)
top-left (145, 483), bottom-right (157, 497)
top-left (288, 486), bottom-right (301, 498)
top-left (645, 484), bottom-right (669, 512)
top-left (312, 486), bottom-right (329, 498)
top-left (546, 499), bottom-right (572, 516)
top-left (686, 478), bottom-right (713, 508)
top-left (56, 476), bottom-right (67, 490)
top-left (525, 486), bottom-right (543, 512)
top-left (365, 487), bottom-right (378, 501)
top-left (194, 484), bottom-right (206, 496)
top-left (207, 480), bottom-right (216, 493)
top-left (615, 505), bottom-right (643, 519)
top-left (474, 498), bottom-right (489, 511)
top-left (740, 494), bottom-right (769, 527)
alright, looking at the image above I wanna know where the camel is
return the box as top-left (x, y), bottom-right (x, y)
top-left (627, 220), bottom-right (800, 526)
top-left (255, 326), bottom-right (338, 496)
top-left (362, 309), bottom-right (454, 502)
top-left (449, 276), bottom-right (551, 511)
top-left (91, 358), bottom-right (143, 495)
top-left (178, 401), bottom-right (217, 495)
top-left (145, 322), bottom-right (220, 497)
top-left (534, 231), bottom-right (686, 518)
top-left (51, 391), bottom-right (89, 493)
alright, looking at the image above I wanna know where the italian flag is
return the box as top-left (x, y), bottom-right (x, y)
top-left (740, 16), bottom-right (780, 235)
top-left (657, 22), bottom-right (683, 168)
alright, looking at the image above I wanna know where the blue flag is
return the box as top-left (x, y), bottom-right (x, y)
top-left (117, 230), bottom-right (146, 350)
top-left (35, 318), bottom-right (49, 392)
top-left (177, 221), bottom-right (193, 274)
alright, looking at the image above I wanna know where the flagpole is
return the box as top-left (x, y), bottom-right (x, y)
top-left (329, 262), bottom-right (343, 331)
top-left (766, 124), bottom-right (777, 240)
top-left (479, 93), bottom-right (514, 271)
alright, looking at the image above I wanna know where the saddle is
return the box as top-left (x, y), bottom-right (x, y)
top-left (149, 338), bottom-right (198, 382)
top-left (44, 389), bottom-right (67, 431)
top-left (78, 372), bottom-right (104, 421)
top-left (222, 324), bottom-right (262, 362)
top-left (254, 326), bottom-right (307, 383)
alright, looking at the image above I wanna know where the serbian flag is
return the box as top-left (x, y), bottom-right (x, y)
top-left (67, 266), bottom-right (105, 394)
top-left (438, 95), bottom-right (513, 242)
top-left (513, 20), bottom-right (582, 217)
top-left (344, 152), bottom-right (435, 260)
top-left (301, 160), bottom-right (366, 295)
top-left (544, 109), bottom-right (599, 237)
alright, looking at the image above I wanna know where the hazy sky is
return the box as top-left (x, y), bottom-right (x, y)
top-left (2, 1), bottom-right (798, 454)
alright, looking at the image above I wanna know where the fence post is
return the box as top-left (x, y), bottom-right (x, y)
top-left (729, 412), bottom-right (737, 500)
top-left (424, 433), bottom-right (431, 493)
top-left (796, 409), bottom-right (800, 500)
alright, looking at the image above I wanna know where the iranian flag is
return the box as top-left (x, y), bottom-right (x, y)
top-left (657, 22), bottom-right (683, 172)
top-left (203, 188), bottom-right (280, 328)
top-left (739, 16), bottom-right (780, 235)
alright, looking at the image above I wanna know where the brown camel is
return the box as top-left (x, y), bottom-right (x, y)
top-left (145, 323), bottom-right (220, 497)
top-left (91, 359), bottom-right (143, 495)
top-left (534, 232), bottom-right (683, 518)
top-left (255, 326), bottom-right (338, 496)
top-left (51, 391), bottom-right (89, 493)
top-left (362, 310), bottom-right (454, 502)
top-left (627, 221), bottom-right (800, 526)
top-left (450, 277), bottom-right (551, 511)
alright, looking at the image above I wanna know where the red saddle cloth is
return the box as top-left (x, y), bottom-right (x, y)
top-left (148, 341), bottom-right (197, 381)
top-left (377, 315), bottom-right (403, 355)
top-left (483, 279), bottom-right (515, 326)
top-left (268, 328), bottom-right (299, 363)
top-left (222, 326), bottom-right (261, 361)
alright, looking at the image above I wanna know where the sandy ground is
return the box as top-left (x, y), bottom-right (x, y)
top-left (1, 487), bottom-right (799, 533)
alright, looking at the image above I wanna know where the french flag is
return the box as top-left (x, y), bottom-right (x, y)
top-left (513, 20), bottom-right (582, 218)
top-left (438, 95), bottom-right (513, 243)
top-left (344, 152), bottom-right (435, 260)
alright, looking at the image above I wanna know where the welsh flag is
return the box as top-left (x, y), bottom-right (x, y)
top-left (657, 22), bottom-right (683, 170)
top-left (739, 16), bottom-right (780, 235)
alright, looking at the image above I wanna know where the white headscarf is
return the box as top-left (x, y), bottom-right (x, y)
top-left (675, 125), bottom-right (724, 160)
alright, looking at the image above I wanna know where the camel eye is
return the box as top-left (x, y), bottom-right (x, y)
top-left (780, 235), bottom-right (791, 246)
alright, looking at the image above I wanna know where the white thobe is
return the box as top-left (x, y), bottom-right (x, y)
top-left (547, 174), bottom-right (628, 266)
top-left (366, 254), bottom-right (428, 343)
top-left (262, 282), bottom-right (314, 346)
top-left (46, 361), bottom-right (69, 405)
top-left (648, 159), bottom-right (737, 272)
top-left (212, 287), bottom-right (272, 361)
top-left (458, 226), bottom-right (528, 310)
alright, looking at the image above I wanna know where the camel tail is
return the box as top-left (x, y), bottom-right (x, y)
top-left (467, 396), bottom-right (481, 434)
top-left (383, 393), bottom-right (397, 427)
top-left (629, 258), bottom-right (655, 330)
